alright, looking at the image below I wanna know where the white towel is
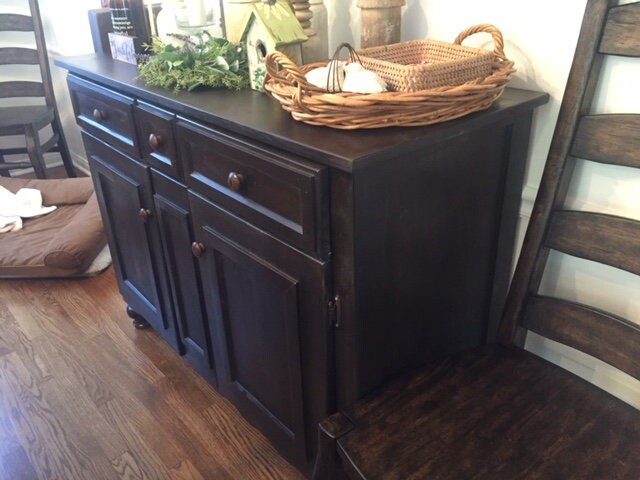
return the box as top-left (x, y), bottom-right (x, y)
top-left (0, 186), bottom-right (57, 233)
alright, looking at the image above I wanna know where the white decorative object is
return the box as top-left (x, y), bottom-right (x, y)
top-left (305, 60), bottom-right (344, 91)
top-left (186, 0), bottom-right (207, 26)
top-left (341, 62), bottom-right (387, 94)
top-left (156, 0), bottom-right (223, 44)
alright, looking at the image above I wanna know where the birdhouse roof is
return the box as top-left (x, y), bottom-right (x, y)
top-left (242, 0), bottom-right (308, 47)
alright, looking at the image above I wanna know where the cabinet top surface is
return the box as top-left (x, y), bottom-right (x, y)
top-left (56, 54), bottom-right (548, 172)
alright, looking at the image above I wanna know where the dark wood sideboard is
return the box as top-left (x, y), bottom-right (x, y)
top-left (56, 54), bottom-right (548, 476)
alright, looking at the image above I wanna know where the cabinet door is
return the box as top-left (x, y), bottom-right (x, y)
top-left (189, 191), bottom-right (330, 469)
top-left (83, 132), bottom-right (180, 351)
top-left (151, 170), bottom-right (216, 386)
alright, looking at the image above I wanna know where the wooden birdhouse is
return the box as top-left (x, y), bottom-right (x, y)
top-left (241, 0), bottom-right (308, 91)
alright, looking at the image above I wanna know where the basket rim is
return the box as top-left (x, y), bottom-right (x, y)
top-left (262, 24), bottom-right (516, 129)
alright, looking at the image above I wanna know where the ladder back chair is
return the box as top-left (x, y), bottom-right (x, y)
top-left (313, 0), bottom-right (640, 478)
top-left (0, 0), bottom-right (75, 178)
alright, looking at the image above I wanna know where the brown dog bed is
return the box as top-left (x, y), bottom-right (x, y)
top-left (0, 177), bottom-right (107, 278)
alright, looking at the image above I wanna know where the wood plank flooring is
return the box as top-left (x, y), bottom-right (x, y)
top-left (0, 267), bottom-right (304, 480)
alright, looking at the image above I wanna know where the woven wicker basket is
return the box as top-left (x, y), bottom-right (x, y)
top-left (263, 24), bottom-right (515, 130)
top-left (357, 26), bottom-right (501, 92)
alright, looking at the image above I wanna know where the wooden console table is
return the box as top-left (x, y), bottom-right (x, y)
top-left (56, 54), bottom-right (547, 476)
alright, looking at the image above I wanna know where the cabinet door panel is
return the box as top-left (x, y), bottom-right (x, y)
top-left (83, 132), bottom-right (179, 349)
top-left (152, 170), bottom-right (216, 385)
top-left (190, 191), bottom-right (330, 468)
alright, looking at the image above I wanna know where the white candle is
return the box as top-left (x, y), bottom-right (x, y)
top-left (186, 0), bottom-right (207, 26)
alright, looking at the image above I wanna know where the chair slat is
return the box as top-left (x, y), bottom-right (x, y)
top-left (545, 210), bottom-right (640, 276)
top-left (523, 294), bottom-right (640, 381)
top-left (0, 47), bottom-right (39, 66)
top-left (600, 2), bottom-right (640, 56)
top-left (0, 81), bottom-right (44, 98)
top-left (571, 114), bottom-right (640, 168)
top-left (0, 13), bottom-right (33, 32)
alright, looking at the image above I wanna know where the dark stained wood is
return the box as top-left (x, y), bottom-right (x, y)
top-left (176, 119), bottom-right (328, 257)
top-left (0, 269), bottom-right (305, 480)
top-left (572, 114), bottom-right (640, 167)
top-left (84, 132), bottom-right (180, 352)
top-left (54, 55), bottom-right (548, 174)
top-left (190, 191), bottom-right (329, 471)
top-left (546, 210), bottom-right (640, 275)
top-left (58, 41), bottom-right (546, 476)
top-left (321, 345), bottom-right (640, 480)
top-left (313, 1), bottom-right (640, 478)
top-left (151, 169), bottom-right (218, 387)
top-left (135, 103), bottom-right (182, 181)
top-left (600, 2), bottom-right (640, 56)
top-left (68, 76), bottom-right (140, 159)
top-left (499, 0), bottom-right (615, 344)
top-left (523, 295), bottom-right (640, 380)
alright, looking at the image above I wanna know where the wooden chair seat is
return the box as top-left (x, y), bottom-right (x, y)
top-left (325, 343), bottom-right (640, 479)
top-left (0, 105), bottom-right (53, 131)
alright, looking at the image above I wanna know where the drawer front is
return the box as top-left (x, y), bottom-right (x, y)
top-left (135, 102), bottom-right (182, 180)
top-left (177, 120), bottom-right (327, 256)
top-left (67, 75), bottom-right (139, 158)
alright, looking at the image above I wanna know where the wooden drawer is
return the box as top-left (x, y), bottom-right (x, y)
top-left (176, 119), bottom-right (327, 256)
top-left (67, 75), bottom-right (139, 158)
top-left (135, 102), bottom-right (181, 180)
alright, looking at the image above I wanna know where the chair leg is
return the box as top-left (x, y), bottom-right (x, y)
top-left (0, 152), bottom-right (11, 177)
top-left (52, 112), bottom-right (76, 177)
top-left (24, 123), bottom-right (48, 179)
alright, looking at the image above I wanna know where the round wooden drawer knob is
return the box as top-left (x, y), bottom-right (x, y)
top-left (93, 108), bottom-right (106, 122)
top-left (139, 208), bottom-right (152, 222)
top-left (191, 241), bottom-right (206, 258)
top-left (227, 172), bottom-right (245, 192)
top-left (148, 133), bottom-right (163, 151)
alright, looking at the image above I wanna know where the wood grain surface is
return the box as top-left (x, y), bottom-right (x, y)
top-left (0, 268), bottom-right (304, 480)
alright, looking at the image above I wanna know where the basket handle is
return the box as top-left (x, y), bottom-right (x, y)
top-left (265, 51), bottom-right (309, 88)
top-left (454, 24), bottom-right (506, 60)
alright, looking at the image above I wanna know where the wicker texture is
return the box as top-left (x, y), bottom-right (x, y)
top-left (358, 34), bottom-right (497, 92)
top-left (263, 24), bottom-right (516, 130)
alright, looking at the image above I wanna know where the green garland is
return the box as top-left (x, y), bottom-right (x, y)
top-left (138, 32), bottom-right (250, 92)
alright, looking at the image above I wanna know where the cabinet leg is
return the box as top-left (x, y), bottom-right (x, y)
top-left (126, 306), bottom-right (150, 329)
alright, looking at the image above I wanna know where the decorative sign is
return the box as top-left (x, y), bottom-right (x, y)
top-left (108, 32), bottom-right (139, 65)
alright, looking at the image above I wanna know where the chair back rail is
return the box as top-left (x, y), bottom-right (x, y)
top-left (0, 81), bottom-right (44, 98)
top-left (0, 13), bottom-right (33, 32)
top-left (523, 295), bottom-right (640, 380)
top-left (600, 2), bottom-right (640, 55)
top-left (545, 211), bottom-right (640, 275)
top-left (572, 115), bottom-right (640, 167)
top-left (0, 47), bottom-right (40, 65)
top-left (499, 0), bottom-right (640, 384)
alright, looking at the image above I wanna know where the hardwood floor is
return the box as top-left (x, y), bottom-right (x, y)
top-left (0, 267), bottom-right (304, 480)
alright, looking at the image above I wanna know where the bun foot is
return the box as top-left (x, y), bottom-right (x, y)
top-left (126, 306), bottom-right (150, 329)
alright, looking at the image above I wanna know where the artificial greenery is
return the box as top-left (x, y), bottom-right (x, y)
top-left (138, 32), bottom-right (250, 92)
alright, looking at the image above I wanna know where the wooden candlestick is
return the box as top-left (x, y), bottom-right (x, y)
top-left (357, 0), bottom-right (405, 48)
top-left (289, 0), bottom-right (314, 37)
